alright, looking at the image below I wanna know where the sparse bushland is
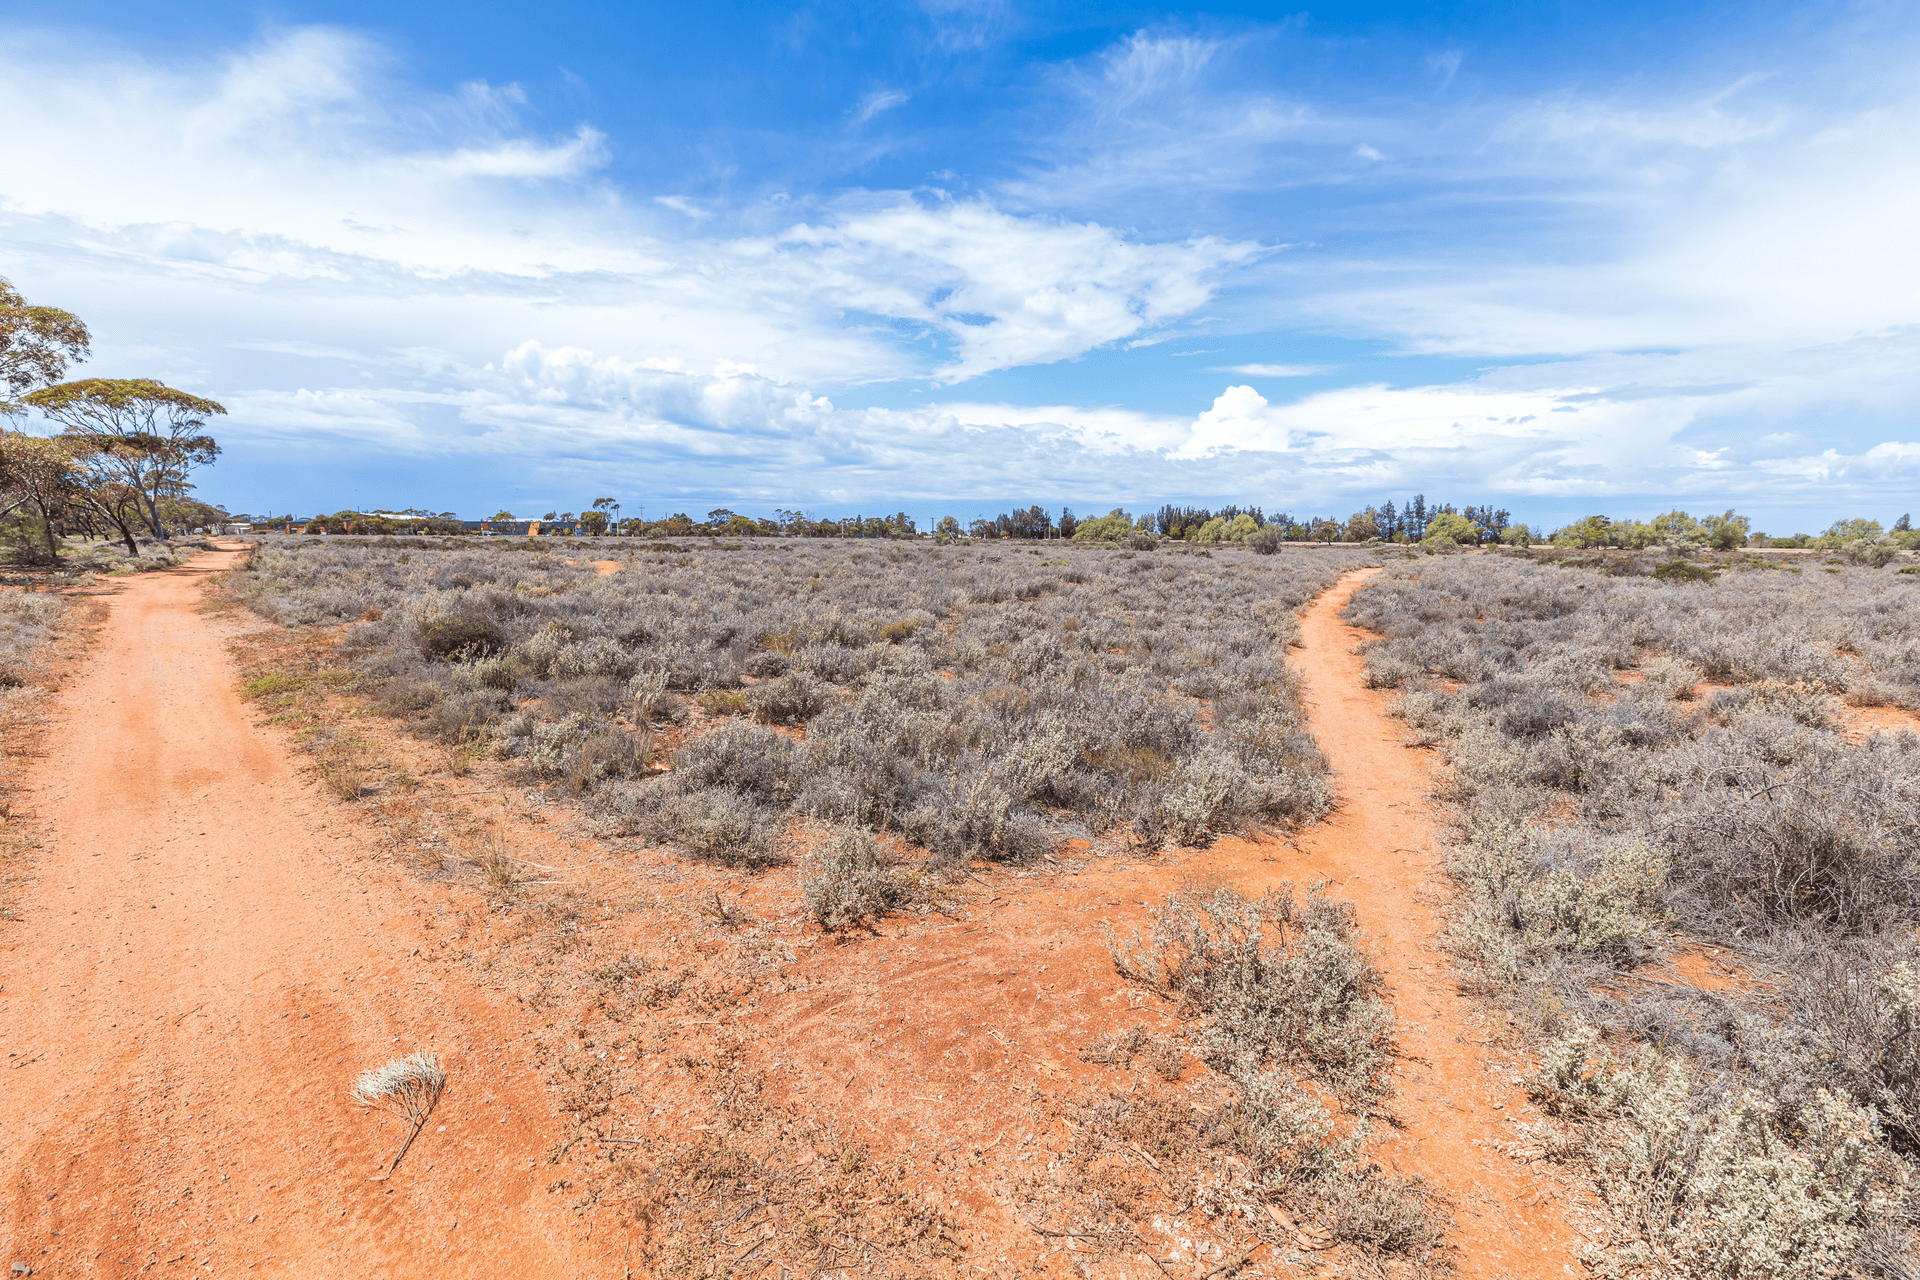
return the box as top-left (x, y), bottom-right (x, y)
top-left (231, 536), bottom-right (1369, 880)
top-left (0, 585), bottom-right (71, 918)
top-left (1346, 553), bottom-right (1920, 1275)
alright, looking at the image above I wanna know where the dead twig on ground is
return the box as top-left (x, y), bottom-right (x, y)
top-left (352, 1051), bottom-right (447, 1179)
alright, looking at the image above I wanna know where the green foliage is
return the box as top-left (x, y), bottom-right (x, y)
top-left (243, 673), bottom-right (308, 700)
top-left (1695, 510), bottom-right (1751, 550)
top-left (1842, 538), bottom-right (1899, 568)
top-left (1555, 514), bottom-right (1616, 548)
top-left (1070, 507), bottom-right (1136, 541)
top-left (0, 276), bottom-right (91, 412)
top-left (1549, 510), bottom-right (1750, 553)
top-left (1192, 516), bottom-right (1229, 543)
top-left (1420, 511), bottom-right (1479, 546)
top-left (1249, 526), bottom-right (1285, 555)
top-left (1819, 517), bottom-right (1883, 548)
top-left (23, 377), bottom-right (224, 423)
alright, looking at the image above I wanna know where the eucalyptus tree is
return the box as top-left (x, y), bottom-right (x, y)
top-left (0, 277), bottom-right (90, 415)
top-left (21, 379), bottom-right (224, 540)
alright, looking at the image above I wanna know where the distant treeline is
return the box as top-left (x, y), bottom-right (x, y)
top-left (236, 502), bottom-right (1918, 554)
top-left (946, 496), bottom-right (1517, 545)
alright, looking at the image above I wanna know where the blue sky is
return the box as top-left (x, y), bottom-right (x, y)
top-left (2, 0), bottom-right (1916, 532)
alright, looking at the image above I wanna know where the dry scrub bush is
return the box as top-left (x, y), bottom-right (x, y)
top-left (1110, 884), bottom-right (1396, 1099)
top-left (0, 588), bottom-right (62, 686)
top-left (235, 537), bottom-right (1366, 867)
top-left (1345, 554), bottom-right (1920, 1269)
top-left (1103, 884), bottom-right (1448, 1266)
top-left (802, 828), bottom-right (905, 930)
top-left (1531, 1029), bottom-right (1906, 1280)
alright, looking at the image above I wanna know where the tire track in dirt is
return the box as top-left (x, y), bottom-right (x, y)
top-left (0, 547), bottom-right (603, 1277)
top-left (1269, 565), bottom-right (1586, 1277)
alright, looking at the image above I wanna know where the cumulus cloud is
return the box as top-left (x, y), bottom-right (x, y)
top-left (768, 201), bottom-right (1257, 379)
top-left (206, 324), bottom-right (1920, 519)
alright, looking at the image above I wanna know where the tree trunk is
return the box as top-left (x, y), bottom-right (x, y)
top-left (139, 488), bottom-right (167, 541)
top-left (28, 497), bottom-right (59, 559)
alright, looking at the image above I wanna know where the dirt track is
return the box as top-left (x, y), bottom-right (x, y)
top-left (0, 548), bottom-right (601, 1277)
top-left (1281, 567), bottom-right (1584, 1275)
top-left (1, 551), bottom-right (1582, 1277)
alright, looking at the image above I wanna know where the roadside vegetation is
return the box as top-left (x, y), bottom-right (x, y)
top-left (0, 579), bottom-right (91, 921)
top-left (1345, 546), bottom-right (1920, 1276)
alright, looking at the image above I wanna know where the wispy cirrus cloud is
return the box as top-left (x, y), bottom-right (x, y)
top-left (1218, 363), bottom-right (1327, 377)
top-left (851, 89), bottom-right (909, 124)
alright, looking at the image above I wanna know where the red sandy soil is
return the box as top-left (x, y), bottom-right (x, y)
top-left (1, 555), bottom-right (1585, 1278)
top-left (0, 547), bottom-right (607, 1277)
top-left (1846, 702), bottom-right (1920, 743)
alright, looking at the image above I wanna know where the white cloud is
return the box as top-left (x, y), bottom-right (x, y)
top-left (852, 89), bottom-right (909, 124)
top-left (1003, 32), bottom-right (1321, 211)
top-left (653, 195), bottom-right (710, 221)
top-left (1304, 71), bottom-right (1920, 361)
top-left (0, 26), bottom-right (1250, 392)
top-left (6, 17), bottom-right (1920, 523)
top-left (1220, 363), bottom-right (1326, 377)
top-left (418, 124), bottom-right (608, 179)
top-left (204, 325), bottom-right (1920, 517)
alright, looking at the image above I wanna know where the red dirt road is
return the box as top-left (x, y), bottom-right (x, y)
top-left (0, 548), bottom-right (601, 1277)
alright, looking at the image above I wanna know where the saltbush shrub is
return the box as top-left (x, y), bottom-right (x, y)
top-left (413, 614), bottom-right (506, 661)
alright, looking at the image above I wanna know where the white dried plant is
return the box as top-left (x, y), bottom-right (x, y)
top-left (351, 1051), bottom-right (447, 1179)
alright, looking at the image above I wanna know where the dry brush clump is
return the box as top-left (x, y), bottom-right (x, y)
top-left (1083, 883), bottom-right (1450, 1271)
top-left (0, 587), bottom-right (62, 687)
top-left (1345, 552), bottom-right (1920, 1275)
top-left (232, 536), bottom-right (1367, 884)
